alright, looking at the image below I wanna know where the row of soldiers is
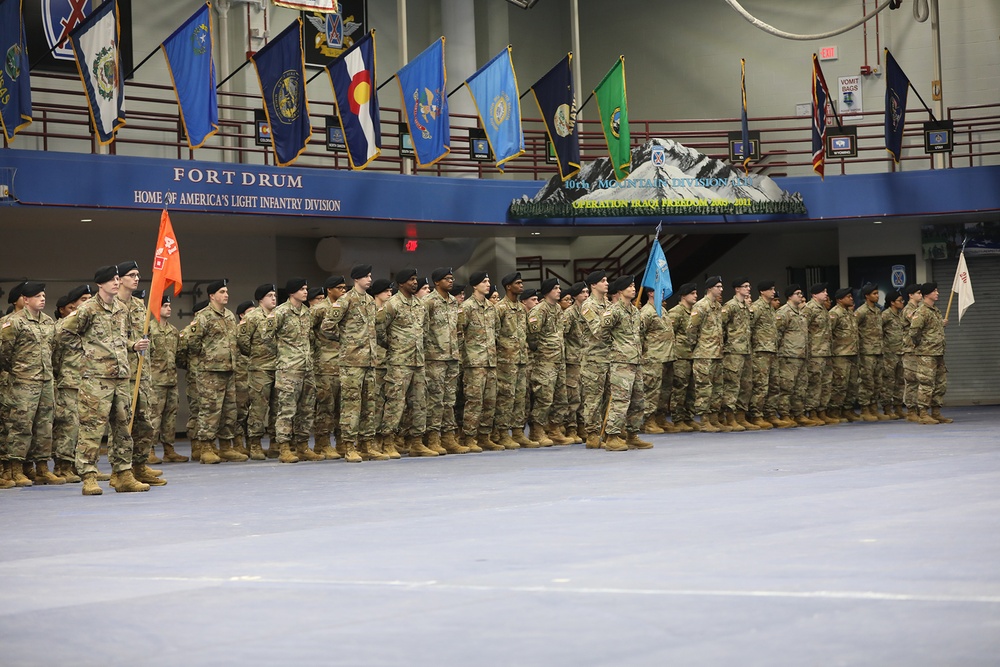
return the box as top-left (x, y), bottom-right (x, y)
top-left (0, 260), bottom-right (951, 495)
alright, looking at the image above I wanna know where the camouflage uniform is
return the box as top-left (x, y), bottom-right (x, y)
top-left (311, 298), bottom-right (342, 443)
top-left (236, 307), bottom-right (277, 440)
top-left (52, 318), bottom-right (84, 466)
top-left (775, 302), bottom-right (808, 419)
top-left (687, 295), bottom-right (724, 417)
top-left (377, 291), bottom-right (428, 438)
top-left (373, 303), bottom-right (388, 432)
top-left (148, 315), bottom-right (179, 448)
top-left (323, 289), bottom-right (379, 442)
top-left (234, 340), bottom-right (250, 440)
top-left (599, 298), bottom-right (644, 436)
top-left (639, 302), bottom-right (672, 420)
top-left (667, 301), bottom-right (695, 423)
top-left (803, 299), bottom-right (833, 413)
top-left (901, 299), bottom-right (921, 412)
top-left (461, 295), bottom-right (498, 437)
top-left (272, 299), bottom-right (315, 445)
top-left (580, 294), bottom-right (611, 435)
top-left (561, 302), bottom-right (586, 431)
top-left (829, 303), bottom-right (859, 412)
top-left (527, 299), bottom-right (564, 426)
top-left (186, 304), bottom-right (240, 443)
top-left (909, 302), bottom-right (947, 410)
top-left (496, 295), bottom-right (530, 432)
top-left (0, 309), bottom-right (56, 463)
top-left (118, 294), bottom-right (156, 465)
top-left (423, 289), bottom-right (461, 435)
top-left (749, 296), bottom-right (779, 421)
top-left (61, 297), bottom-right (135, 475)
top-left (881, 306), bottom-right (906, 411)
top-left (177, 321), bottom-right (199, 437)
top-left (721, 295), bottom-right (752, 413)
top-left (855, 300), bottom-right (884, 408)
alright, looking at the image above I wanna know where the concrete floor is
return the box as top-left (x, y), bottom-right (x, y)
top-left (2, 406), bottom-right (999, 666)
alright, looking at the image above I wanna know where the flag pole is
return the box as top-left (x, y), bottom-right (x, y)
top-left (128, 308), bottom-right (153, 433)
top-left (885, 49), bottom-right (938, 123)
top-left (125, 45), bottom-right (164, 79)
top-left (942, 236), bottom-right (967, 322)
top-left (574, 91), bottom-right (594, 117)
top-left (813, 54), bottom-right (844, 132)
top-left (376, 76), bottom-right (395, 91)
top-left (216, 59), bottom-right (252, 90)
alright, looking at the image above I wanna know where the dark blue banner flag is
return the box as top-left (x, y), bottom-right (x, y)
top-left (0, 0), bottom-right (32, 142)
top-left (161, 3), bottom-right (218, 149)
top-left (326, 30), bottom-right (380, 170)
top-left (884, 48), bottom-right (909, 164)
top-left (530, 53), bottom-right (580, 181)
top-left (395, 37), bottom-right (450, 168)
top-left (251, 18), bottom-right (312, 166)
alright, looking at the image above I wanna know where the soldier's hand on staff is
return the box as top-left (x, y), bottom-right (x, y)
top-left (134, 336), bottom-right (150, 353)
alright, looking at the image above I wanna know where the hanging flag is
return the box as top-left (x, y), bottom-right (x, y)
top-left (640, 228), bottom-right (673, 316)
top-left (811, 54), bottom-right (833, 179)
top-left (396, 37), bottom-right (450, 168)
top-left (273, 0), bottom-right (338, 11)
top-left (530, 54), bottom-right (580, 181)
top-left (0, 0), bottom-right (31, 142)
top-left (740, 58), bottom-right (751, 172)
top-left (326, 30), bottom-right (380, 170)
top-left (950, 251), bottom-right (975, 323)
top-left (69, 0), bottom-right (126, 145)
top-left (147, 209), bottom-right (183, 323)
top-left (161, 3), bottom-right (219, 150)
top-left (250, 19), bottom-right (312, 166)
top-left (884, 48), bottom-right (909, 164)
top-left (594, 55), bottom-right (630, 181)
top-left (464, 46), bottom-right (524, 172)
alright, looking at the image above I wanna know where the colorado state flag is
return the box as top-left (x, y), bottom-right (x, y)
top-left (326, 30), bottom-right (380, 170)
top-left (251, 19), bottom-right (312, 166)
top-left (0, 0), bottom-right (32, 142)
top-left (396, 37), bottom-right (450, 168)
top-left (464, 46), bottom-right (524, 172)
top-left (161, 3), bottom-right (219, 149)
top-left (69, 0), bottom-right (126, 145)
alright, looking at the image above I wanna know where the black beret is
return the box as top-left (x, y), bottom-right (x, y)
top-left (236, 300), bottom-right (255, 317)
top-left (584, 270), bottom-right (606, 286)
top-left (21, 281), bottom-right (45, 298)
top-left (324, 275), bottom-right (346, 290)
top-left (134, 289), bottom-right (146, 300)
top-left (469, 271), bottom-right (489, 287)
top-left (757, 280), bottom-right (775, 292)
top-left (395, 268), bottom-right (417, 285)
top-left (416, 277), bottom-right (430, 290)
top-left (308, 287), bottom-right (325, 301)
top-left (519, 288), bottom-right (538, 302)
top-left (431, 267), bottom-right (454, 283)
top-left (285, 277), bottom-right (308, 293)
top-left (55, 295), bottom-right (71, 313)
top-left (732, 276), bottom-right (750, 288)
top-left (7, 282), bottom-right (24, 303)
top-left (254, 283), bottom-right (276, 301)
top-left (611, 275), bottom-right (635, 294)
top-left (861, 282), bottom-right (879, 296)
top-left (193, 300), bottom-right (209, 312)
top-left (350, 264), bottom-right (373, 280)
top-left (449, 283), bottom-right (466, 297)
top-left (367, 278), bottom-right (392, 296)
top-left (116, 260), bottom-right (139, 276)
top-left (206, 279), bottom-right (228, 295)
top-left (501, 271), bottom-right (522, 287)
top-left (94, 265), bottom-right (118, 284)
top-left (784, 284), bottom-right (802, 298)
top-left (161, 292), bottom-right (171, 304)
top-left (678, 282), bottom-right (698, 296)
top-left (565, 281), bottom-right (586, 298)
top-left (921, 282), bottom-right (938, 294)
top-left (809, 282), bottom-right (827, 295)
top-left (487, 284), bottom-right (499, 298)
top-left (540, 278), bottom-right (560, 296)
top-left (905, 283), bottom-right (922, 295)
top-left (705, 275), bottom-right (723, 289)
top-left (67, 285), bottom-right (92, 303)
top-left (884, 290), bottom-right (902, 304)
top-left (834, 287), bottom-right (853, 300)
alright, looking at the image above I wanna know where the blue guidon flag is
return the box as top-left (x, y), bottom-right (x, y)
top-left (395, 37), bottom-right (450, 169)
top-left (251, 18), bottom-right (312, 166)
top-left (326, 30), bottom-right (380, 170)
top-left (69, 0), bottom-right (125, 145)
top-left (161, 2), bottom-right (219, 150)
top-left (464, 45), bottom-right (524, 173)
top-left (0, 0), bottom-right (32, 142)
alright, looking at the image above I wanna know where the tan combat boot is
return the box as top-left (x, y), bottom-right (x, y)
top-left (684, 419), bottom-right (702, 432)
top-left (841, 408), bottom-right (861, 422)
top-left (893, 405), bottom-right (906, 420)
top-left (10, 461), bottom-right (32, 487)
top-left (736, 411), bottom-right (760, 431)
top-left (873, 404), bottom-right (891, 421)
top-left (312, 433), bottom-right (335, 460)
top-left (462, 435), bottom-right (482, 453)
top-left (626, 432), bottom-right (654, 450)
top-left (806, 410), bottom-right (827, 426)
top-left (220, 439), bottom-right (249, 462)
top-left (147, 448), bottom-right (163, 465)
top-left (265, 440), bottom-right (281, 459)
top-left (642, 416), bottom-right (665, 434)
top-left (233, 434), bottom-right (249, 456)
top-left (884, 405), bottom-right (901, 420)
top-left (277, 443), bottom-right (299, 463)
top-left (162, 443), bottom-right (189, 462)
top-left (0, 463), bottom-right (15, 489)
top-left (564, 425), bottom-right (584, 444)
top-left (859, 406), bottom-right (878, 422)
top-left (931, 407), bottom-right (953, 424)
top-left (114, 469), bottom-right (150, 493)
top-left (340, 440), bottom-right (362, 463)
top-left (381, 435), bottom-right (402, 459)
top-left (134, 464), bottom-right (167, 486)
top-left (529, 423), bottom-right (554, 446)
top-left (512, 428), bottom-right (540, 448)
top-left (426, 432), bottom-right (448, 456)
top-left (441, 433), bottom-right (470, 454)
top-left (478, 433), bottom-right (505, 451)
top-left (603, 434), bottom-right (629, 452)
top-left (906, 407), bottom-right (921, 423)
top-left (699, 415), bottom-right (721, 433)
top-left (767, 415), bottom-right (787, 428)
top-left (795, 414), bottom-right (817, 427)
top-left (496, 430), bottom-right (520, 450)
top-left (917, 408), bottom-right (939, 425)
top-left (585, 433), bottom-right (602, 449)
top-left (198, 440), bottom-right (221, 464)
top-left (55, 459), bottom-right (82, 483)
top-left (818, 410), bottom-right (840, 425)
top-left (33, 461), bottom-right (66, 485)
top-left (296, 442), bottom-right (324, 462)
top-left (707, 414), bottom-right (728, 432)
top-left (546, 423), bottom-right (575, 445)
top-left (751, 415), bottom-right (773, 430)
top-left (362, 439), bottom-right (390, 461)
top-left (247, 438), bottom-right (267, 461)
top-left (81, 472), bottom-right (102, 496)
top-left (407, 435), bottom-right (438, 457)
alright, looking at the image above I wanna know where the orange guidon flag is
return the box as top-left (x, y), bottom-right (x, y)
top-left (147, 209), bottom-right (183, 321)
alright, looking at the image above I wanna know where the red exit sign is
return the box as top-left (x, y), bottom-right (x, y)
top-left (819, 46), bottom-right (838, 61)
top-left (403, 239), bottom-right (418, 252)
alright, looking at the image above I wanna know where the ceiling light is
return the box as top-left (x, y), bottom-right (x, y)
top-left (80, 218), bottom-right (92, 223)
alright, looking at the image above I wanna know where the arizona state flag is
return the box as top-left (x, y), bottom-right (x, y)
top-left (594, 56), bottom-right (630, 181)
top-left (884, 48), bottom-right (909, 164)
top-left (464, 46), bottom-right (524, 172)
top-left (147, 209), bottom-right (183, 323)
top-left (0, 0), bottom-right (32, 142)
top-left (161, 3), bottom-right (219, 149)
top-left (251, 19), bottom-right (312, 166)
top-left (530, 54), bottom-right (580, 181)
top-left (326, 30), bottom-right (380, 170)
top-left (69, 0), bottom-right (126, 145)
top-left (396, 37), bottom-right (450, 168)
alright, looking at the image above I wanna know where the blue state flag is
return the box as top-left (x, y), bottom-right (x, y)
top-left (161, 3), bottom-right (219, 149)
top-left (530, 54), bottom-right (580, 181)
top-left (395, 37), bottom-right (450, 168)
top-left (251, 19), bottom-right (312, 166)
top-left (0, 0), bottom-right (32, 142)
top-left (464, 46), bottom-right (524, 172)
top-left (69, 0), bottom-right (125, 145)
top-left (884, 48), bottom-right (909, 164)
top-left (326, 30), bottom-right (381, 170)
top-left (641, 236), bottom-right (673, 316)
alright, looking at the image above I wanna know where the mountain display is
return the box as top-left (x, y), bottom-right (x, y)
top-left (510, 138), bottom-right (806, 218)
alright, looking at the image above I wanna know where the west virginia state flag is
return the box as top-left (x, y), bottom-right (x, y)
top-left (0, 0), bottom-right (32, 142)
top-left (396, 37), bottom-right (450, 168)
top-left (595, 56), bottom-right (630, 181)
top-left (251, 19), bottom-right (312, 166)
top-left (69, 0), bottom-right (125, 145)
top-left (884, 48), bottom-right (909, 164)
top-left (464, 46), bottom-right (524, 172)
top-left (147, 209), bottom-right (183, 323)
top-left (161, 3), bottom-right (219, 149)
top-left (326, 30), bottom-right (380, 170)
top-left (530, 54), bottom-right (580, 181)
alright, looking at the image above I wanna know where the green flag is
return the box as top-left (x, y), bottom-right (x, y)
top-left (594, 56), bottom-right (630, 180)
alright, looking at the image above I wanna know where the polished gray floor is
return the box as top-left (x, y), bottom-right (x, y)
top-left (3, 406), bottom-right (999, 666)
